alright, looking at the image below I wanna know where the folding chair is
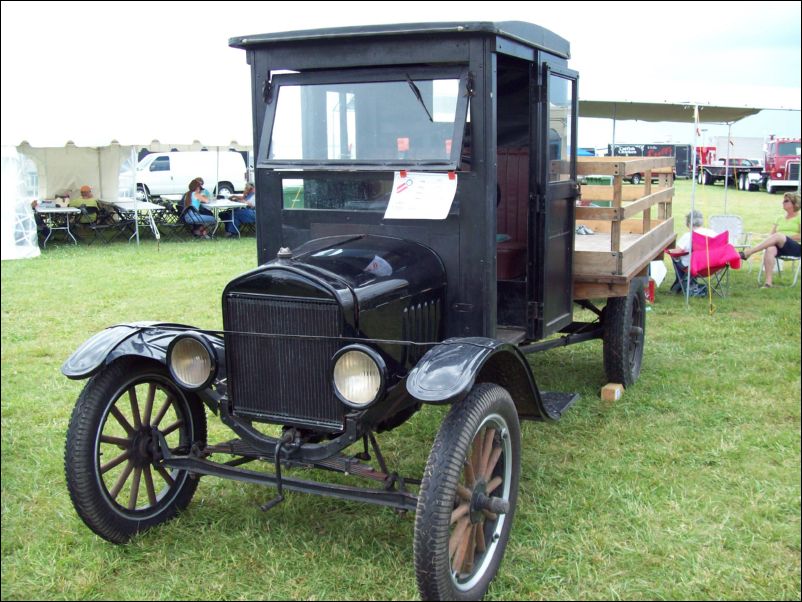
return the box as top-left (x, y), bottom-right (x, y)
top-left (76, 206), bottom-right (118, 245)
top-left (758, 254), bottom-right (801, 287)
top-left (709, 215), bottom-right (751, 270)
top-left (689, 231), bottom-right (742, 298)
top-left (667, 249), bottom-right (707, 297)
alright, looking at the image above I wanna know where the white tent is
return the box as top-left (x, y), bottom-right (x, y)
top-left (1, 146), bottom-right (39, 260)
top-left (1, 139), bottom-right (252, 259)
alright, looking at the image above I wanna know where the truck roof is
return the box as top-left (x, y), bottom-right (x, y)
top-left (229, 21), bottom-right (570, 59)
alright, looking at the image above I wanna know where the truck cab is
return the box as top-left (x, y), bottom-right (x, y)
top-left (763, 137), bottom-right (801, 193)
top-left (234, 21), bottom-right (579, 343)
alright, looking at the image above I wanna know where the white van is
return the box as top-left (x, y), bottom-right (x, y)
top-left (136, 151), bottom-right (248, 198)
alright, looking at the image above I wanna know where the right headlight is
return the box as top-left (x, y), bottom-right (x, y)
top-left (332, 345), bottom-right (386, 408)
top-left (167, 333), bottom-right (217, 391)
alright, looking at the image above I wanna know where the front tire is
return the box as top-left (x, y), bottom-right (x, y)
top-left (65, 357), bottom-right (207, 543)
top-left (603, 279), bottom-right (646, 386)
top-left (414, 383), bottom-right (521, 601)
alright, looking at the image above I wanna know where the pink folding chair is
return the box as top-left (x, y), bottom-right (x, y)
top-left (690, 230), bottom-right (742, 297)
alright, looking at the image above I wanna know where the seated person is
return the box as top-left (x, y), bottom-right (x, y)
top-left (223, 182), bottom-right (256, 236)
top-left (182, 178), bottom-right (217, 238)
top-left (668, 210), bottom-right (717, 293)
top-left (738, 192), bottom-right (801, 288)
top-left (73, 185), bottom-right (100, 223)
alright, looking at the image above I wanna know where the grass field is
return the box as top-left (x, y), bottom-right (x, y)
top-left (1, 179), bottom-right (800, 600)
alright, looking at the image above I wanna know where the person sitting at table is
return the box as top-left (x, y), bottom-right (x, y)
top-left (182, 178), bottom-right (216, 238)
top-left (73, 185), bottom-right (100, 224)
top-left (222, 182), bottom-right (256, 237)
top-left (195, 177), bottom-right (216, 204)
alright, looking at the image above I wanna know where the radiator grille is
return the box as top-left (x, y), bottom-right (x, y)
top-left (788, 162), bottom-right (800, 181)
top-left (225, 294), bottom-right (344, 431)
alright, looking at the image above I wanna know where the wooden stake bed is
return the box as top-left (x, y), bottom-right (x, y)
top-left (573, 157), bottom-right (676, 300)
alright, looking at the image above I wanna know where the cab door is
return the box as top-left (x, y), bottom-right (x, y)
top-left (529, 63), bottom-right (578, 339)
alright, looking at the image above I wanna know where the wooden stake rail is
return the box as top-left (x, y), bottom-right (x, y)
top-left (573, 157), bottom-right (676, 300)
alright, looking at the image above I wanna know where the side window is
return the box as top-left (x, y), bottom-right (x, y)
top-left (547, 73), bottom-right (574, 182)
top-left (150, 157), bottom-right (170, 172)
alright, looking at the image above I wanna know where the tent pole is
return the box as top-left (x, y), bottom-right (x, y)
top-left (723, 122), bottom-right (732, 213)
top-left (686, 104), bottom-right (700, 307)
top-left (611, 103), bottom-right (617, 157)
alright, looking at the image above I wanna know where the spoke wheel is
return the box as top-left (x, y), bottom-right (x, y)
top-left (414, 384), bottom-right (520, 601)
top-left (65, 358), bottom-right (206, 543)
top-left (603, 279), bottom-right (646, 386)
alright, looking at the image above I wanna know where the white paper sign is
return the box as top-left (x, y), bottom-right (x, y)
top-left (383, 171), bottom-right (457, 220)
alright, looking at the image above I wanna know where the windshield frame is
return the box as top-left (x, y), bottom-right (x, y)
top-left (257, 65), bottom-right (470, 171)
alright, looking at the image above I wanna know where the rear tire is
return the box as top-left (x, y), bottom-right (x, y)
top-left (630, 173), bottom-right (642, 185)
top-left (414, 383), bottom-right (521, 601)
top-left (603, 280), bottom-right (646, 387)
top-left (65, 357), bottom-right (206, 543)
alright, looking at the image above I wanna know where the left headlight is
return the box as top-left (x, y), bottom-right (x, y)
top-left (332, 345), bottom-right (386, 408)
top-left (167, 333), bottom-right (217, 391)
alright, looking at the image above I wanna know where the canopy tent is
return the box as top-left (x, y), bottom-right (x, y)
top-left (578, 100), bottom-right (764, 124)
top-left (17, 139), bottom-right (252, 201)
top-left (1, 146), bottom-right (39, 260)
top-left (1, 139), bottom-right (252, 259)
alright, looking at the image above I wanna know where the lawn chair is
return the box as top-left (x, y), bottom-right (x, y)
top-left (667, 231), bottom-right (742, 298)
top-left (709, 215), bottom-right (751, 270)
top-left (76, 205), bottom-right (122, 245)
top-left (689, 230), bottom-right (742, 297)
top-left (758, 254), bottom-right (801, 287)
top-left (667, 249), bottom-right (707, 297)
top-left (155, 200), bottom-right (195, 241)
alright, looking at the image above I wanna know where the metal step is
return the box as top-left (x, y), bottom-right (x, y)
top-left (541, 391), bottom-right (579, 420)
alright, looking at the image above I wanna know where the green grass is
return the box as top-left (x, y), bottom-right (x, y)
top-left (1, 181), bottom-right (800, 600)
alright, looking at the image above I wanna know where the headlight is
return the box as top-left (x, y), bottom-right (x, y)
top-left (332, 346), bottom-right (386, 408)
top-left (167, 333), bottom-right (217, 390)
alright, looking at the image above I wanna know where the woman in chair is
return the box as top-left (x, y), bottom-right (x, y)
top-left (182, 179), bottom-right (217, 239)
top-left (739, 192), bottom-right (801, 287)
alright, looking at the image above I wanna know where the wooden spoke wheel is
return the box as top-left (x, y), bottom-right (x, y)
top-left (65, 358), bottom-right (206, 543)
top-left (414, 384), bottom-right (520, 601)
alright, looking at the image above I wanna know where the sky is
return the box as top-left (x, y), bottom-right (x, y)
top-left (1, 0), bottom-right (800, 151)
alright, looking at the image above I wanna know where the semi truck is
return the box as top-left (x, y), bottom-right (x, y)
top-left (762, 136), bottom-right (801, 193)
top-left (609, 143), bottom-right (691, 181)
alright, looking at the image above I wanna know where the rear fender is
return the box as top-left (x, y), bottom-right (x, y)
top-left (61, 321), bottom-right (224, 382)
top-left (405, 337), bottom-right (545, 420)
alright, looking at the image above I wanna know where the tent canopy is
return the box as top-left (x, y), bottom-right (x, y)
top-left (579, 100), bottom-right (764, 124)
top-left (16, 140), bottom-right (253, 202)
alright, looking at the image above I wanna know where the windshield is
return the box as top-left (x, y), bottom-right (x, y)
top-left (261, 68), bottom-right (468, 169)
top-left (777, 141), bottom-right (800, 156)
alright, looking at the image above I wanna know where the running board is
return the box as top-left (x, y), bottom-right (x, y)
top-left (540, 391), bottom-right (579, 420)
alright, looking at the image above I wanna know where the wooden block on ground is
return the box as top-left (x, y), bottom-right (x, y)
top-left (601, 383), bottom-right (624, 401)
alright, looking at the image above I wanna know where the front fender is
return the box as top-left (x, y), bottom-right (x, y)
top-left (405, 337), bottom-right (544, 420)
top-left (61, 321), bottom-right (224, 380)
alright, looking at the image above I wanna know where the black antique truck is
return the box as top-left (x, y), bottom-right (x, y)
top-left (63, 22), bottom-right (674, 600)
